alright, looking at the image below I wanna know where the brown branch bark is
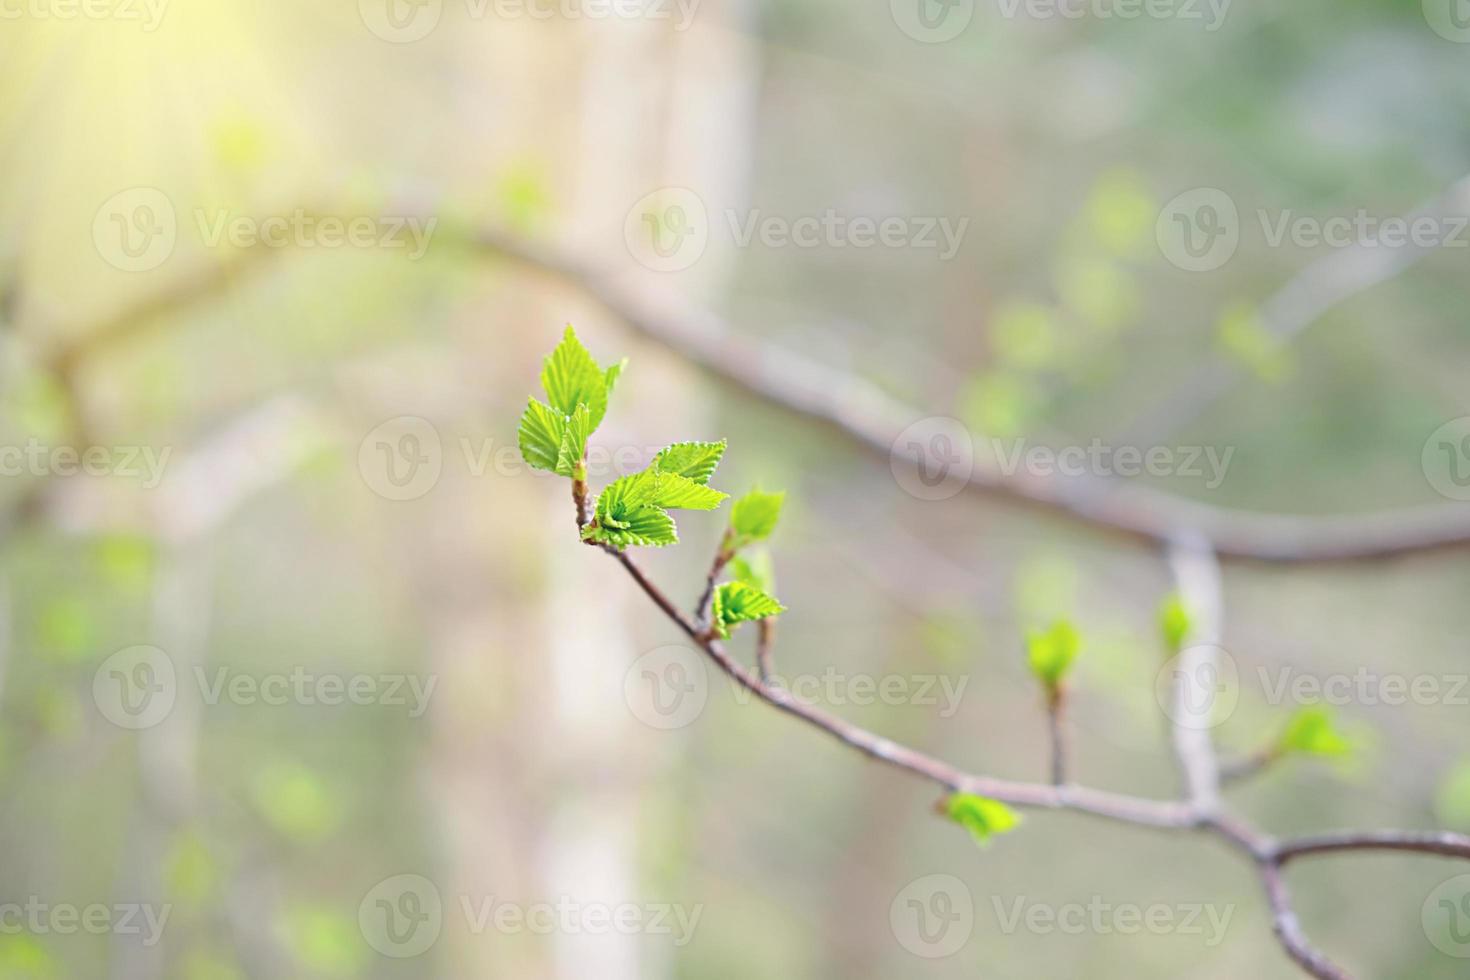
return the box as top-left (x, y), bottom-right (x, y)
top-left (470, 229), bottom-right (1470, 564)
top-left (591, 538), bottom-right (1470, 980)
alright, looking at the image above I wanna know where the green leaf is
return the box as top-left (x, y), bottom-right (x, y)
top-left (649, 473), bottom-right (728, 511)
top-left (729, 551), bottom-right (775, 595)
top-left (604, 358), bottom-right (628, 397)
top-left (1159, 593), bottom-right (1192, 652)
top-left (583, 507), bottom-right (677, 549)
top-left (554, 403), bottom-right (592, 477)
top-left (945, 793), bottom-right (1022, 848)
top-left (518, 397), bottom-right (565, 473)
top-left (1276, 706), bottom-right (1351, 758)
top-left (541, 325), bottom-right (609, 427)
top-left (594, 471), bottom-right (659, 527)
top-left (730, 488), bottom-right (784, 544)
top-left (653, 440), bottom-right (727, 485)
top-left (1026, 620), bottom-right (1080, 690)
top-left (710, 581), bottom-right (785, 639)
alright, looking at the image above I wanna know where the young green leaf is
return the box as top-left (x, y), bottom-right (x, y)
top-left (730, 488), bottom-right (784, 544)
top-left (541, 325), bottom-right (610, 428)
top-left (653, 440), bottom-right (727, 485)
top-left (1276, 706), bottom-right (1351, 758)
top-left (1026, 620), bottom-right (1080, 691)
top-left (582, 507), bottom-right (677, 549)
top-left (518, 398), bottom-right (565, 473)
top-left (728, 551), bottom-right (775, 595)
top-left (604, 357), bottom-right (628, 397)
top-left (945, 793), bottom-right (1022, 848)
top-left (710, 581), bottom-right (785, 639)
top-left (1159, 593), bottom-right (1192, 653)
top-left (553, 404), bottom-right (593, 478)
top-left (648, 473), bottom-right (728, 511)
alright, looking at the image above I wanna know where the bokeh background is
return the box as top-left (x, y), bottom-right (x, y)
top-left (3, 1), bottom-right (1470, 977)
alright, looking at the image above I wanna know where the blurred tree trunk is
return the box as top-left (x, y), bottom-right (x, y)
top-left (428, 9), bottom-right (756, 979)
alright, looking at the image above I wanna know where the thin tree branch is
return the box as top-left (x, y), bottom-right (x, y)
top-left (695, 529), bottom-right (734, 627)
top-left (1116, 174), bottom-right (1470, 452)
top-left (1260, 862), bottom-right (1350, 980)
top-left (1166, 534), bottom-right (1224, 814)
top-left (1219, 746), bottom-right (1279, 785)
top-left (1275, 830), bottom-right (1470, 864)
top-left (590, 525), bottom-right (1470, 979)
top-left (1044, 689), bottom-right (1066, 786)
top-left (754, 618), bottom-right (775, 685)
top-left (21, 221), bottom-right (1470, 563)
top-left (468, 228), bottom-right (1470, 564)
